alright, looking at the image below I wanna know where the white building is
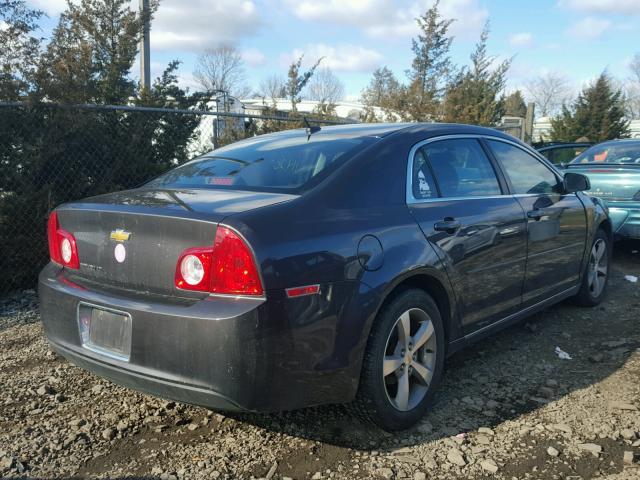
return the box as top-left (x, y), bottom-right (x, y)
top-left (240, 98), bottom-right (387, 121)
top-left (532, 116), bottom-right (553, 143)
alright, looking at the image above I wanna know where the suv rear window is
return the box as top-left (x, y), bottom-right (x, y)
top-left (147, 132), bottom-right (379, 192)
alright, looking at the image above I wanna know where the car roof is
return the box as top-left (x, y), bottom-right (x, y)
top-left (258, 122), bottom-right (520, 142)
top-left (588, 139), bottom-right (640, 147)
top-left (393, 122), bottom-right (520, 141)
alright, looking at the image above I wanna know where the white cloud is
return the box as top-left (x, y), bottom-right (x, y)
top-left (241, 48), bottom-right (267, 67)
top-left (281, 44), bottom-right (384, 73)
top-left (509, 32), bottom-right (533, 47)
top-left (26, 0), bottom-right (263, 51)
top-left (152, 0), bottom-right (262, 51)
top-left (559, 0), bottom-right (640, 15)
top-left (566, 17), bottom-right (612, 40)
top-left (440, 0), bottom-right (488, 39)
top-left (289, 0), bottom-right (379, 22)
top-left (284, 0), bottom-right (488, 40)
top-left (27, 0), bottom-right (69, 15)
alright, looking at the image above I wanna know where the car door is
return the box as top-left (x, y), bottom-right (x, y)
top-left (486, 139), bottom-right (588, 306)
top-left (407, 137), bottom-right (528, 334)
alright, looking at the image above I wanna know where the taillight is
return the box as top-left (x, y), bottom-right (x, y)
top-left (174, 226), bottom-right (263, 296)
top-left (174, 247), bottom-right (214, 292)
top-left (47, 211), bottom-right (80, 269)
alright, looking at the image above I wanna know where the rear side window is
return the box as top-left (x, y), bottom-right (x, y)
top-left (412, 138), bottom-right (501, 199)
top-left (147, 133), bottom-right (379, 192)
top-left (488, 140), bottom-right (560, 195)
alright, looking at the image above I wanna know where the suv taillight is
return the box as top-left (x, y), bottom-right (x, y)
top-left (175, 226), bottom-right (263, 296)
top-left (47, 211), bottom-right (80, 269)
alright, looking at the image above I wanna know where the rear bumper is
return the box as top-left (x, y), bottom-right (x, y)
top-left (606, 201), bottom-right (640, 239)
top-left (49, 340), bottom-right (243, 410)
top-left (39, 264), bottom-right (364, 412)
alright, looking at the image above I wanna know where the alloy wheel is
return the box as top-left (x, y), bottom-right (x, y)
top-left (588, 238), bottom-right (608, 297)
top-left (382, 308), bottom-right (437, 411)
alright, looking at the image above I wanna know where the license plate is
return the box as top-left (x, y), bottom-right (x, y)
top-left (78, 303), bottom-right (132, 361)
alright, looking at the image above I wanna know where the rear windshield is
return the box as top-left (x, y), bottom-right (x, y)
top-left (147, 132), bottom-right (379, 192)
top-left (571, 142), bottom-right (640, 165)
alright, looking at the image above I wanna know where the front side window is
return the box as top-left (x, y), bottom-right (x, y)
top-left (411, 138), bottom-right (501, 199)
top-left (488, 140), bottom-right (560, 195)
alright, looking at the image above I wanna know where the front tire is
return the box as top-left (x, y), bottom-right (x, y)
top-left (573, 228), bottom-right (610, 307)
top-left (352, 289), bottom-right (445, 431)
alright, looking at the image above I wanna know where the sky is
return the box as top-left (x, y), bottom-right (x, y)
top-left (26, 0), bottom-right (640, 102)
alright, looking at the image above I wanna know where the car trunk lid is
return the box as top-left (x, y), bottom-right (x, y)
top-left (567, 165), bottom-right (640, 201)
top-left (56, 188), bottom-right (296, 295)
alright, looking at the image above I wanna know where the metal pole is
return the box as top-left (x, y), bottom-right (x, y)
top-left (213, 95), bottom-right (219, 149)
top-left (140, 0), bottom-right (151, 90)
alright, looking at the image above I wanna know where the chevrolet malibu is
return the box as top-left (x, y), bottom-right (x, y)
top-left (40, 123), bottom-right (611, 431)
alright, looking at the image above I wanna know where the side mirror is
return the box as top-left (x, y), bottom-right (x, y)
top-left (563, 172), bottom-right (590, 193)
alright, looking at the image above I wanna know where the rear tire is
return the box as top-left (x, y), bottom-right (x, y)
top-left (573, 228), bottom-right (610, 307)
top-left (351, 289), bottom-right (445, 431)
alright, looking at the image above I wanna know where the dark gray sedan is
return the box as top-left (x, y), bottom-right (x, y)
top-left (40, 123), bottom-right (611, 431)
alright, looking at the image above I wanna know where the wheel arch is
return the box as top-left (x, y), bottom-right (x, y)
top-left (370, 270), bottom-right (457, 347)
top-left (597, 217), bottom-right (613, 241)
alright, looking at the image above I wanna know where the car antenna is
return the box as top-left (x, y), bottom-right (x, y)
top-left (303, 117), bottom-right (321, 141)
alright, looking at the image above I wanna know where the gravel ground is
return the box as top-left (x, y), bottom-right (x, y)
top-left (1, 244), bottom-right (639, 480)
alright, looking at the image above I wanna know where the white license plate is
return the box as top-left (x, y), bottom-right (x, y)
top-left (78, 303), bottom-right (132, 361)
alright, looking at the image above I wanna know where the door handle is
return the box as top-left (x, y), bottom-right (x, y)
top-left (434, 218), bottom-right (461, 234)
top-left (527, 209), bottom-right (543, 220)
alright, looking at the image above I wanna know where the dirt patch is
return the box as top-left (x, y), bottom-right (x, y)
top-left (1, 245), bottom-right (639, 479)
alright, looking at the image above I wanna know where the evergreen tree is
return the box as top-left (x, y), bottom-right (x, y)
top-left (286, 55), bottom-right (322, 113)
top-left (360, 66), bottom-right (404, 122)
top-left (443, 24), bottom-right (510, 126)
top-left (404, 0), bottom-right (454, 120)
top-left (551, 73), bottom-right (629, 142)
top-left (504, 90), bottom-right (527, 118)
top-left (0, 0), bottom-right (206, 292)
top-left (0, 0), bottom-right (43, 100)
top-left (35, 0), bottom-right (155, 103)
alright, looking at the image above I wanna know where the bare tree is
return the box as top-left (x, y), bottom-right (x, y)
top-left (257, 74), bottom-right (286, 105)
top-left (305, 68), bottom-right (345, 105)
top-left (193, 45), bottom-right (249, 97)
top-left (625, 53), bottom-right (640, 118)
top-left (630, 53), bottom-right (640, 83)
top-left (524, 72), bottom-right (572, 117)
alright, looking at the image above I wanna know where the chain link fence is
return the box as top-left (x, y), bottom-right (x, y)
top-left (0, 102), bottom-right (352, 294)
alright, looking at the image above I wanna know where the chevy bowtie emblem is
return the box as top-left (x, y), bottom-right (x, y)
top-left (110, 229), bottom-right (131, 242)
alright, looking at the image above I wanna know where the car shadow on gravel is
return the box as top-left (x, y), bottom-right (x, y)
top-left (232, 243), bottom-right (640, 453)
